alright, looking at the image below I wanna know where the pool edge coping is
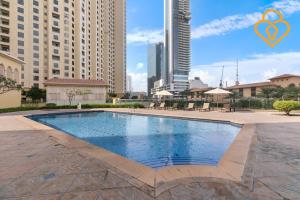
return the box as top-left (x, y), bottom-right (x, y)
top-left (16, 110), bottom-right (255, 194)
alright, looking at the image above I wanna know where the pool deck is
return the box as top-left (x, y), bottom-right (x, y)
top-left (0, 109), bottom-right (300, 199)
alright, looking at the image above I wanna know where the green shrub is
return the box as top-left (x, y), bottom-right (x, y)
top-left (273, 100), bottom-right (300, 115)
top-left (45, 103), bottom-right (56, 108)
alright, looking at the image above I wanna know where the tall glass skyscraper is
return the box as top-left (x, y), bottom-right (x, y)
top-left (164, 0), bottom-right (191, 93)
top-left (147, 42), bottom-right (164, 96)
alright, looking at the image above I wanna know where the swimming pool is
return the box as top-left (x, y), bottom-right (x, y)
top-left (30, 111), bottom-right (241, 168)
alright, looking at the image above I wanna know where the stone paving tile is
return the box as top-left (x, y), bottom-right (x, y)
top-left (253, 161), bottom-right (300, 178)
top-left (258, 175), bottom-right (300, 200)
top-left (0, 164), bottom-right (37, 183)
top-left (79, 158), bottom-right (109, 174)
top-left (61, 190), bottom-right (100, 200)
top-left (67, 171), bottom-right (132, 193)
top-left (159, 181), bottom-right (252, 200)
top-left (10, 194), bottom-right (61, 200)
top-left (0, 174), bottom-right (76, 199)
top-left (97, 187), bottom-right (153, 200)
top-left (251, 181), bottom-right (284, 200)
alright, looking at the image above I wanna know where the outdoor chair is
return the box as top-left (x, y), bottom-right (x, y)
top-left (158, 102), bottom-right (166, 110)
top-left (185, 103), bottom-right (195, 111)
top-left (199, 103), bottom-right (210, 112)
top-left (221, 103), bottom-right (231, 112)
top-left (171, 103), bottom-right (178, 110)
top-left (148, 102), bottom-right (155, 109)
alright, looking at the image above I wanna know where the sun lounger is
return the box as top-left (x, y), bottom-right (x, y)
top-left (171, 103), bottom-right (178, 110)
top-left (199, 103), bottom-right (210, 112)
top-left (221, 103), bottom-right (231, 112)
top-left (185, 103), bottom-right (195, 111)
top-left (148, 102), bottom-right (155, 109)
top-left (158, 102), bottom-right (166, 110)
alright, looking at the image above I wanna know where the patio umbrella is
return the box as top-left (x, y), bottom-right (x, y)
top-left (204, 88), bottom-right (232, 109)
top-left (155, 90), bottom-right (173, 101)
top-left (156, 90), bottom-right (173, 96)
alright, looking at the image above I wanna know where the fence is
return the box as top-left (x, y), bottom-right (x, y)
top-left (118, 98), bottom-right (277, 110)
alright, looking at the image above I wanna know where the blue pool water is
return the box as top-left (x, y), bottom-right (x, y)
top-left (30, 112), bottom-right (241, 168)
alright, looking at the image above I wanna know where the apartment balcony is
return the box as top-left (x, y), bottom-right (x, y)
top-left (0, 26), bottom-right (9, 35)
top-left (0, 20), bottom-right (9, 28)
top-left (52, 12), bottom-right (60, 20)
top-left (52, 27), bottom-right (60, 33)
top-left (0, 43), bottom-right (9, 51)
top-left (52, 41), bottom-right (60, 47)
top-left (0, 34), bottom-right (9, 42)
top-left (0, 0), bottom-right (9, 10)
top-left (0, 8), bottom-right (9, 18)
top-left (52, 69), bottom-right (60, 75)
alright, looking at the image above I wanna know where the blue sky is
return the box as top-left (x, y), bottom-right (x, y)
top-left (126, 0), bottom-right (300, 91)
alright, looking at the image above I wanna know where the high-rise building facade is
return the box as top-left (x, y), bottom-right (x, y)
top-left (164, 0), bottom-right (191, 93)
top-left (0, 0), bottom-right (126, 94)
top-left (147, 42), bottom-right (164, 96)
top-left (126, 75), bottom-right (132, 93)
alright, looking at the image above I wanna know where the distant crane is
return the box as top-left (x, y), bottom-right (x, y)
top-left (235, 59), bottom-right (240, 86)
top-left (219, 65), bottom-right (224, 88)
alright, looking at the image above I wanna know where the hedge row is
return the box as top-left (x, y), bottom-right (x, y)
top-left (0, 103), bottom-right (144, 114)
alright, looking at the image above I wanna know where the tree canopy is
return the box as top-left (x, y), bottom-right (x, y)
top-left (0, 75), bottom-right (21, 94)
top-left (26, 86), bottom-right (46, 101)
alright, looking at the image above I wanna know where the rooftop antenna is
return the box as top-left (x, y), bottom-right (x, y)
top-left (219, 65), bottom-right (224, 88)
top-left (235, 59), bottom-right (240, 86)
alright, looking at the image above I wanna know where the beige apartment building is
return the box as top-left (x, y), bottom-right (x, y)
top-left (0, 0), bottom-right (126, 94)
top-left (227, 74), bottom-right (300, 97)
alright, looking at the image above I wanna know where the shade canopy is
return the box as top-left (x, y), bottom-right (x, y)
top-left (204, 88), bottom-right (232, 95)
top-left (155, 90), bottom-right (174, 96)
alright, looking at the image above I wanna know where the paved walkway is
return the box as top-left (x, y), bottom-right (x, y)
top-left (0, 110), bottom-right (300, 199)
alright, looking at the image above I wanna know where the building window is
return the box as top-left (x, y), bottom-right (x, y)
top-left (33, 0), bottom-right (39, 6)
top-left (18, 0), bottom-right (24, 5)
top-left (18, 48), bottom-right (24, 54)
top-left (17, 16), bottom-right (24, 22)
top-left (18, 40), bottom-right (24, 46)
top-left (33, 23), bottom-right (39, 29)
top-left (33, 30), bottom-right (39, 36)
top-left (18, 24), bottom-right (24, 30)
top-left (33, 8), bottom-right (39, 14)
top-left (18, 32), bottom-right (24, 38)
top-left (33, 60), bottom-right (39, 66)
top-left (239, 88), bottom-right (243, 97)
top-left (17, 7), bottom-right (24, 13)
top-left (251, 87), bottom-right (256, 97)
top-left (33, 15), bottom-right (39, 21)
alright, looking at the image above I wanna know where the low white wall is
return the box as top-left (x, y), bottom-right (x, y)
top-left (46, 85), bottom-right (107, 106)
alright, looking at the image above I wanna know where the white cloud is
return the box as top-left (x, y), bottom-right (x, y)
top-left (127, 29), bottom-right (164, 45)
top-left (263, 68), bottom-right (278, 80)
top-left (271, 0), bottom-right (300, 14)
top-left (192, 13), bottom-right (261, 39)
top-left (192, 0), bottom-right (300, 39)
top-left (189, 70), bottom-right (217, 85)
top-left (128, 72), bottom-right (147, 92)
top-left (191, 52), bottom-right (300, 87)
top-left (136, 62), bottom-right (144, 69)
